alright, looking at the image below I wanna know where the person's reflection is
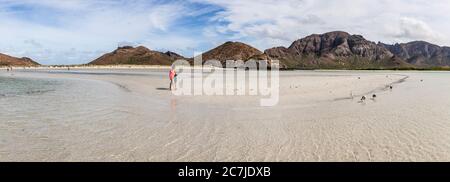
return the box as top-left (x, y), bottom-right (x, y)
top-left (167, 97), bottom-right (179, 125)
top-left (170, 97), bottom-right (177, 111)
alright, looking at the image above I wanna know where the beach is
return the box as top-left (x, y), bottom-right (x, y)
top-left (1, 68), bottom-right (450, 161)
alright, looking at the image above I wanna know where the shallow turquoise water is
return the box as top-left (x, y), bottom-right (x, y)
top-left (0, 76), bottom-right (61, 98)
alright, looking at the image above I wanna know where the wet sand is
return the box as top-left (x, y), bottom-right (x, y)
top-left (1, 69), bottom-right (450, 161)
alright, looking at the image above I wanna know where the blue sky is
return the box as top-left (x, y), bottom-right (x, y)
top-left (1, 0), bottom-right (450, 65)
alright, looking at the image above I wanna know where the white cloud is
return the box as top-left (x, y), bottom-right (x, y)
top-left (0, 0), bottom-right (202, 64)
top-left (197, 0), bottom-right (450, 49)
top-left (387, 17), bottom-right (445, 43)
top-left (2, 0), bottom-right (450, 64)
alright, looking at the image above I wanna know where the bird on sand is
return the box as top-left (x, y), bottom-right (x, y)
top-left (361, 96), bottom-right (366, 101)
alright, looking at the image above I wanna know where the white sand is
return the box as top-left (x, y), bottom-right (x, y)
top-left (1, 69), bottom-right (450, 161)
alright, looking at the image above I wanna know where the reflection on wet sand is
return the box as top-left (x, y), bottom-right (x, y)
top-left (1, 70), bottom-right (450, 162)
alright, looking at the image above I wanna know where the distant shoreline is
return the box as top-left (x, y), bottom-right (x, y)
top-left (1, 65), bottom-right (450, 71)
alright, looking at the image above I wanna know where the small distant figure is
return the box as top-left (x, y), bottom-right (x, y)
top-left (67, 67), bottom-right (70, 71)
top-left (389, 86), bottom-right (393, 90)
top-left (358, 77), bottom-right (361, 80)
top-left (372, 94), bottom-right (377, 99)
top-left (361, 96), bottom-right (366, 101)
top-left (420, 79), bottom-right (423, 82)
top-left (169, 67), bottom-right (176, 91)
top-left (6, 68), bottom-right (9, 72)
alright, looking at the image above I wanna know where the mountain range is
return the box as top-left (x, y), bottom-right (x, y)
top-left (88, 31), bottom-right (450, 69)
top-left (262, 31), bottom-right (409, 69)
top-left (2, 31), bottom-right (450, 69)
top-left (379, 41), bottom-right (450, 67)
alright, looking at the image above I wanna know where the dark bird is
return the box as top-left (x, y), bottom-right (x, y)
top-left (389, 86), bottom-right (393, 89)
top-left (361, 96), bottom-right (366, 101)
top-left (372, 94), bottom-right (377, 98)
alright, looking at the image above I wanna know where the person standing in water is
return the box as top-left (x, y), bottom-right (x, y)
top-left (169, 68), bottom-right (176, 91)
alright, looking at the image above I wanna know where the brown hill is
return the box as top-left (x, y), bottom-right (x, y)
top-left (264, 31), bottom-right (411, 69)
top-left (164, 51), bottom-right (186, 60)
top-left (0, 53), bottom-right (39, 67)
top-left (89, 46), bottom-right (180, 65)
top-left (198, 41), bottom-right (263, 63)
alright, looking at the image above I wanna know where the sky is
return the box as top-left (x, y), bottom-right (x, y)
top-left (1, 0), bottom-right (450, 65)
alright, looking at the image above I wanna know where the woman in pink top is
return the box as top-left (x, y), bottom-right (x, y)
top-left (169, 68), bottom-right (176, 90)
